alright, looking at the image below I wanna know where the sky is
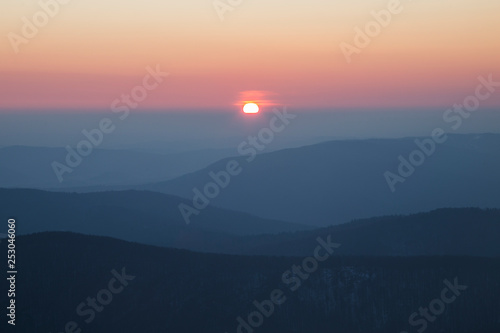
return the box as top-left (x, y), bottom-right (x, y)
top-left (1, 0), bottom-right (500, 111)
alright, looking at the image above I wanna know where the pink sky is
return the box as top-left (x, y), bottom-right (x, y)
top-left (1, 0), bottom-right (499, 111)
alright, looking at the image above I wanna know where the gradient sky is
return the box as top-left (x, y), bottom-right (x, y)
top-left (1, 0), bottom-right (499, 111)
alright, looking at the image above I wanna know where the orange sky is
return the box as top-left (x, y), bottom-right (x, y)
top-left (1, 0), bottom-right (499, 111)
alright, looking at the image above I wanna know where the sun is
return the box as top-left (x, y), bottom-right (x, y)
top-left (243, 103), bottom-right (259, 114)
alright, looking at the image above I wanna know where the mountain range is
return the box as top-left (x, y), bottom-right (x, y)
top-left (134, 133), bottom-right (500, 226)
top-left (2, 188), bottom-right (500, 257)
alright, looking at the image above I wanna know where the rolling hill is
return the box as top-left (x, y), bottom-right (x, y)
top-left (226, 208), bottom-right (500, 257)
top-left (137, 133), bottom-right (500, 226)
top-left (0, 188), bottom-right (310, 252)
top-left (2, 188), bottom-right (500, 257)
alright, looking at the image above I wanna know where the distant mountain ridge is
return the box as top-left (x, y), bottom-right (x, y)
top-left (136, 133), bottom-right (500, 226)
top-left (0, 145), bottom-right (236, 188)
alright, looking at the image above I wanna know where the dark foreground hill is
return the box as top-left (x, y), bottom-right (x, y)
top-left (2, 232), bottom-right (500, 333)
top-left (225, 208), bottom-right (500, 257)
